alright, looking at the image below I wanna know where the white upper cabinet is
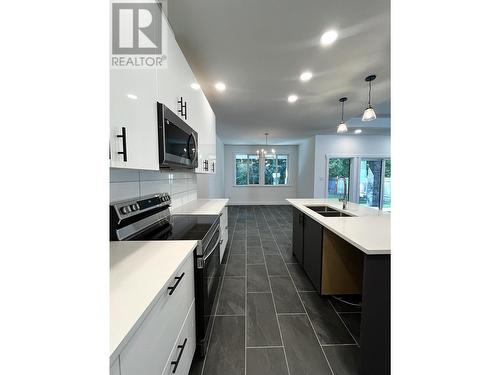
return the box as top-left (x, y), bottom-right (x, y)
top-left (110, 66), bottom-right (159, 170)
top-left (110, 9), bottom-right (216, 172)
top-left (194, 96), bottom-right (217, 174)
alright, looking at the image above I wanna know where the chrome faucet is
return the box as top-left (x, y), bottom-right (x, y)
top-left (337, 176), bottom-right (348, 210)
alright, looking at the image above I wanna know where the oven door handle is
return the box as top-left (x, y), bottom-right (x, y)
top-left (203, 236), bottom-right (220, 262)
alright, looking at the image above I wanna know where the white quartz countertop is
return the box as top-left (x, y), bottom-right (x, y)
top-left (110, 240), bottom-right (197, 357)
top-left (171, 198), bottom-right (229, 215)
top-left (286, 199), bottom-right (390, 255)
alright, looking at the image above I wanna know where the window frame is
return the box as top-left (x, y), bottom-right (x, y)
top-left (234, 153), bottom-right (260, 186)
top-left (264, 153), bottom-right (289, 186)
top-left (233, 152), bottom-right (291, 187)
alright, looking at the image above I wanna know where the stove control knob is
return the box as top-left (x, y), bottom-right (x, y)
top-left (131, 204), bottom-right (139, 211)
top-left (120, 206), bottom-right (131, 214)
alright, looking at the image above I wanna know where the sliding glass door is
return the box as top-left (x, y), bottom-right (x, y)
top-left (382, 159), bottom-right (391, 211)
top-left (326, 156), bottom-right (391, 210)
top-left (327, 158), bottom-right (351, 199)
top-left (359, 159), bottom-right (383, 207)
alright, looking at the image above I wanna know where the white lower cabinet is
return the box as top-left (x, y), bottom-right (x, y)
top-left (119, 254), bottom-right (195, 375)
top-left (220, 207), bottom-right (228, 262)
top-left (163, 300), bottom-right (196, 375)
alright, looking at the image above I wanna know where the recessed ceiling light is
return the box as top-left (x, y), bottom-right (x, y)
top-left (190, 83), bottom-right (200, 90)
top-left (127, 93), bottom-right (138, 100)
top-left (320, 29), bottom-right (338, 47)
top-left (214, 82), bottom-right (226, 92)
top-left (354, 129), bottom-right (362, 134)
top-left (288, 94), bottom-right (298, 103)
top-left (300, 71), bottom-right (313, 82)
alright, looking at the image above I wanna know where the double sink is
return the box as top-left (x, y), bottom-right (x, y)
top-left (305, 205), bottom-right (354, 217)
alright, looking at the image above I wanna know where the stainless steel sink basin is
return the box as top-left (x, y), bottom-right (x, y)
top-left (305, 205), bottom-right (353, 217)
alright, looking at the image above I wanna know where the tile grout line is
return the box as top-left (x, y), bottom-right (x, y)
top-left (264, 206), bottom-right (337, 375)
top-left (200, 206), bottom-right (240, 375)
top-left (326, 298), bottom-right (360, 347)
top-left (256, 206), bottom-right (293, 375)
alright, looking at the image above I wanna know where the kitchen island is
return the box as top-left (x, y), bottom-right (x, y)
top-left (287, 198), bottom-right (390, 375)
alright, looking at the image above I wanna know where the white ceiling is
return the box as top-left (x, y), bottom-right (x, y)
top-left (167, 0), bottom-right (390, 144)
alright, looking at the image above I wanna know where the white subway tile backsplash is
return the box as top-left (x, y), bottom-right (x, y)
top-left (109, 168), bottom-right (198, 207)
top-left (171, 178), bottom-right (187, 195)
top-left (139, 169), bottom-right (171, 181)
top-left (110, 182), bottom-right (140, 202)
top-left (110, 168), bottom-right (140, 182)
top-left (140, 179), bottom-right (172, 196)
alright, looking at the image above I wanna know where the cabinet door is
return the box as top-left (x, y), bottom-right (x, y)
top-left (120, 255), bottom-right (195, 375)
top-left (195, 95), bottom-right (216, 174)
top-left (302, 215), bottom-right (323, 292)
top-left (157, 16), bottom-right (196, 126)
top-left (163, 300), bottom-right (196, 375)
top-left (292, 208), bottom-right (304, 265)
top-left (110, 67), bottom-right (159, 170)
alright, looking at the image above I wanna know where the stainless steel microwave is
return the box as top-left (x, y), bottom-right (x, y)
top-left (157, 102), bottom-right (198, 169)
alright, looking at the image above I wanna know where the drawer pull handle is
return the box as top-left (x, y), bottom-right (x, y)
top-left (167, 272), bottom-right (185, 295)
top-left (171, 338), bottom-right (187, 373)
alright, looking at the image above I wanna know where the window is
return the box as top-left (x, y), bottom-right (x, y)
top-left (327, 158), bottom-right (351, 199)
top-left (235, 154), bottom-right (259, 185)
top-left (234, 153), bottom-right (289, 185)
top-left (265, 154), bottom-right (288, 185)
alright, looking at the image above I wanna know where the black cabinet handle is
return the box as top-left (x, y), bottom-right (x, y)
top-left (167, 272), bottom-right (185, 295)
top-left (171, 338), bottom-right (187, 373)
top-left (117, 127), bottom-right (127, 162)
top-left (177, 97), bottom-right (188, 120)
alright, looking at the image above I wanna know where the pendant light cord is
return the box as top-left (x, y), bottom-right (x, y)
top-left (341, 100), bottom-right (344, 122)
top-left (368, 80), bottom-right (372, 106)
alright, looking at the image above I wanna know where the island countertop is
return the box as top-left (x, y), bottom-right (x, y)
top-left (110, 240), bottom-right (197, 357)
top-left (286, 199), bottom-right (390, 255)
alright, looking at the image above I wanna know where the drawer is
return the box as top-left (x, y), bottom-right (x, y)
top-left (120, 253), bottom-right (195, 375)
top-left (163, 300), bottom-right (196, 375)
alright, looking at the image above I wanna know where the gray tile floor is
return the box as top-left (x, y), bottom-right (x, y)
top-left (189, 205), bottom-right (361, 375)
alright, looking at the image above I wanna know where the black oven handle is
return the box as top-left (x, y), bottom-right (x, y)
top-left (203, 233), bottom-right (220, 262)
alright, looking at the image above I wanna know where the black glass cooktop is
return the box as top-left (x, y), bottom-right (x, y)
top-left (129, 214), bottom-right (219, 241)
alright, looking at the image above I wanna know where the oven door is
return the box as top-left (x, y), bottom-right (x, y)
top-left (194, 226), bottom-right (222, 357)
top-left (157, 102), bottom-right (198, 168)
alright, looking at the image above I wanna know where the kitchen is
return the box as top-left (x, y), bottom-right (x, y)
top-left (3, 1), bottom-right (498, 375)
top-left (109, 1), bottom-right (389, 375)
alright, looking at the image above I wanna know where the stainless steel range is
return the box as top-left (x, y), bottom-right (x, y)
top-left (110, 193), bottom-right (222, 357)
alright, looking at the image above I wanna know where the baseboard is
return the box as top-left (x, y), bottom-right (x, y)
top-left (227, 200), bottom-right (290, 206)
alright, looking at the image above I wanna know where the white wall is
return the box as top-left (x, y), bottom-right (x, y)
top-left (110, 168), bottom-right (197, 209)
top-left (313, 135), bottom-right (391, 198)
top-left (224, 144), bottom-right (298, 205)
top-left (197, 135), bottom-right (225, 199)
top-left (297, 136), bottom-right (315, 198)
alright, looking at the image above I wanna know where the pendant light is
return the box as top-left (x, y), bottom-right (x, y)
top-left (362, 74), bottom-right (377, 121)
top-left (337, 97), bottom-right (348, 133)
top-left (256, 133), bottom-right (276, 156)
